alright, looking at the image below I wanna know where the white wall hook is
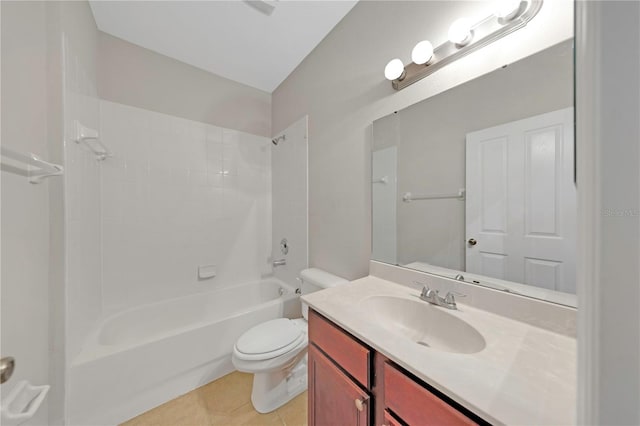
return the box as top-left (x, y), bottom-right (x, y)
top-left (74, 120), bottom-right (113, 161)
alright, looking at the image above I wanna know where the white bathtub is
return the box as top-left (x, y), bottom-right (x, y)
top-left (67, 278), bottom-right (300, 426)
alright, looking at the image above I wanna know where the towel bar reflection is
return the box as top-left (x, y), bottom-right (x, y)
top-left (74, 120), bottom-right (112, 161)
top-left (402, 189), bottom-right (465, 202)
top-left (372, 176), bottom-right (389, 185)
top-left (0, 147), bottom-right (64, 184)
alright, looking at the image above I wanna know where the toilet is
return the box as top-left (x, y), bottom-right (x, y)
top-left (232, 268), bottom-right (348, 413)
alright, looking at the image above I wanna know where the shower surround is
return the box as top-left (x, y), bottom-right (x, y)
top-left (99, 100), bottom-right (273, 314)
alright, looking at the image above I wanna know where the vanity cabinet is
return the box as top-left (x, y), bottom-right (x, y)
top-left (308, 309), bottom-right (372, 426)
top-left (308, 309), bottom-right (487, 426)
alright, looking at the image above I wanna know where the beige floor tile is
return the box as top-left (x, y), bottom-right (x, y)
top-left (276, 391), bottom-right (308, 426)
top-left (121, 393), bottom-right (210, 426)
top-left (207, 413), bottom-right (233, 425)
top-left (120, 370), bottom-right (306, 426)
top-left (220, 402), bottom-right (284, 426)
top-left (193, 371), bottom-right (254, 415)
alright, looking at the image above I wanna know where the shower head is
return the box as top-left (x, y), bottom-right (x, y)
top-left (272, 135), bottom-right (286, 145)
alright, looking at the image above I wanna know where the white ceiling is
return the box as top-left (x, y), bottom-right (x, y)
top-left (89, 1), bottom-right (358, 93)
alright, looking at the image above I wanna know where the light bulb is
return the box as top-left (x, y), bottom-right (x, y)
top-left (384, 58), bottom-right (405, 81)
top-left (448, 18), bottom-right (473, 46)
top-left (411, 40), bottom-right (434, 65)
top-left (495, 0), bottom-right (523, 20)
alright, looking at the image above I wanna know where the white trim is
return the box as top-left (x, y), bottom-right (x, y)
top-left (575, 1), bottom-right (600, 423)
top-left (576, 1), bottom-right (640, 424)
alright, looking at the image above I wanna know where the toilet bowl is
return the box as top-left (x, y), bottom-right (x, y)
top-left (231, 268), bottom-right (348, 413)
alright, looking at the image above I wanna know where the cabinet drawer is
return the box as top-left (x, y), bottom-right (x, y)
top-left (309, 309), bottom-right (371, 389)
top-left (383, 410), bottom-right (403, 426)
top-left (384, 362), bottom-right (478, 426)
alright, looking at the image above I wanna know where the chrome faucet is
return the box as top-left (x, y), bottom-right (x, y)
top-left (419, 286), bottom-right (458, 310)
top-left (273, 258), bottom-right (286, 267)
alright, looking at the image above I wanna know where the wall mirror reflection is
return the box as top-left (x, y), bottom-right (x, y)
top-left (372, 40), bottom-right (575, 306)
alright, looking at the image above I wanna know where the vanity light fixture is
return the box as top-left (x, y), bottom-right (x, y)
top-left (384, 58), bottom-right (406, 81)
top-left (387, 0), bottom-right (542, 90)
top-left (495, 0), bottom-right (524, 21)
top-left (411, 40), bottom-right (435, 65)
top-left (448, 18), bottom-right (473, 46)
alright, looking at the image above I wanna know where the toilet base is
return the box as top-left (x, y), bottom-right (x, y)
top-left (250, 353), bottom-right (308, 413)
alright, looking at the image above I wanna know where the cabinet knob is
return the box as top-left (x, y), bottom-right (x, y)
top-left (468, 238), bottom-right (477, 246)
top-left (354, 398), bottom-right (365, 412)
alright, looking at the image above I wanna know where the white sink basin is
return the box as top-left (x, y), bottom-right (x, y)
top-left (359, 295), bottom-right (486, 354)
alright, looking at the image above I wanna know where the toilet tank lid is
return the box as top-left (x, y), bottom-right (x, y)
top-left (300, 268), bottom-right (349, 289)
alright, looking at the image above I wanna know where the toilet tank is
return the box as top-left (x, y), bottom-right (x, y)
top-left (300, 268), bottom-right (349, 320)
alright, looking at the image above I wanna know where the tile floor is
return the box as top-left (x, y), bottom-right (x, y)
top-left (121, 371), bottom-right (308, 426)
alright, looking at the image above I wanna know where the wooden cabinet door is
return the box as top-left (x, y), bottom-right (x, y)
top-left (309, 344), bottom-right (370, 426)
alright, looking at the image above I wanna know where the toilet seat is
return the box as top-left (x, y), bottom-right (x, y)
top-left (234, 319), bottom-right (305, 361)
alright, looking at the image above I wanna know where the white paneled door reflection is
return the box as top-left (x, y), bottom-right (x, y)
top-left (465, 108), bottom-right (576, 293)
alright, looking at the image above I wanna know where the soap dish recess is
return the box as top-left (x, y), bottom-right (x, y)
top-left (1, 380), bottom-right (50, 426)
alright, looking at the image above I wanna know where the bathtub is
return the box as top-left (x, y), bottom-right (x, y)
top-left (67, 278), bottom-right (300, 426)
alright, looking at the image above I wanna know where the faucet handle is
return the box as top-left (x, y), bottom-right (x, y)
top-left (444, 291), bottom-right (466, 306)
top-left (444, 292), bottom-right (456, 305)
top-left (420, 285), bottom-right (430, 298)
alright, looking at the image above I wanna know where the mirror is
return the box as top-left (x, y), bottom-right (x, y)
top-left (372, 40), bottom-right (576, 307)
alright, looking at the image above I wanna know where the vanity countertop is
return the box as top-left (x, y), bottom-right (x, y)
top-left (302, 275), bottom-right (576, 426)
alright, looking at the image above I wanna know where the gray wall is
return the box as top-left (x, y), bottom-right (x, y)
top-left (376, 41), bottom-right (573, 270)
top-left (1, 2), bottom-right (51, 424)
top-left (272, 0), bottom-right (573, 280)
top-left (97, 33), bottom-right (272, 137)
